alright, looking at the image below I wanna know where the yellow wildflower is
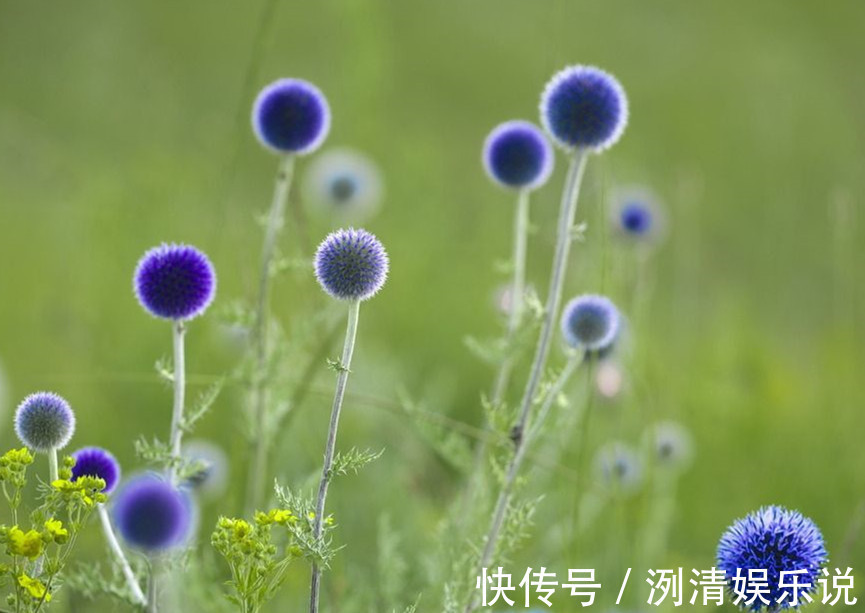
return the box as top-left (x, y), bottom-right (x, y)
top-left (18, 574), bottom-right (51, 601)
top-left (7, 527), bottom-right (43, 559)
top-left (45, 519), bottom-right (69, 544)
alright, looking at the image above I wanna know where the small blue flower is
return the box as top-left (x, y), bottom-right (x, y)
top-left (113, 475), bottom-right (192, 551)
top-left (646, 421), bottom-right (693, 471)
top-left (540, 65), bottom-right (628, 152)
top-left (612, 187), bottom-right (665, 244)
top-left (182, 439), bottom-right (229, 499)
top-left (71, 447), bottom-right (121, 493)
top-left (134, 244), bottom-right (216, 321)
top-left (303, 148), bottom-right (384, 221)
top-left (560, 294), bottom-right (620, 352)
top-left (594, 441), bottom-right (642, 495)
top-left (482, 120), bottom-right (553, 190)
top-left (14, 392), bottom-right (76, 452)
top-left (314, 228), bottom-right (389, 301)
top-left (717, 506), bottom-right (827, 610)
top-left (252, 78), bottom-right (330, 155)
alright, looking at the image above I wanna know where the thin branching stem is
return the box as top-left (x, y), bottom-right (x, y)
top-left (248, 154), bottom-right (297, 513)
top-left (98, 505), bottom-right (147, 606)
top-left (466, 150), bottom-right (588, 612)
top-left (309, 299), bottom-right (361, 613)
top-left (168, 320), bottom-right (186, 483)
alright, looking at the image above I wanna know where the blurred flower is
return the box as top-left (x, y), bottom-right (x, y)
top-left (717, 506), bottom-right (827, 610)
top-left (595, 361), bottom-right (624, 399)
top-left (113, 475), bottom-right (193, 551)
top-left (645, 421), bottom-right (694, 471)
top-left (134, 244), bottom-right (216, 321)
top-left (252, 78), bottom-right (330, 155)
top-left (302, 148), bottom-right (384, 222)
top-left (71, 446), bottom-right (121, 493)
top-left (540, 65), bottom-right (628, 152)
top-left (314, 228), bottom-right (389, 301)
top-left (594, 441), bottom-right (642, 495)
top-left (14, 392), bottom-right (75, 452)
top-left (482, 120), bottom-right (553, 190)
top-left (611, 186), bottom-right (666, 245)
top-left (560, 294), bottom-right (620, 352)
top-left (182, 439), bottom-right (229, 500)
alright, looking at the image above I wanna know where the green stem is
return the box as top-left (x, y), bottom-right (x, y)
top-left (48, 448), bottom-right (58, 483)
top-left (168, 320), bottom-right (187, 483)
top-left (309, 299), bottom-right (361, 613)
top-left (466, 150), bottom-right (589, 613)
top-left (148, 561), bottom-right (159, 613)
top-left (99, 505), bottom-right (147, 605)
top-left (248, 154), bottom-right (296, 514)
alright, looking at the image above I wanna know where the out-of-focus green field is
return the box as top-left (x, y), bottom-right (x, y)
top-left (1, 1), bottom-right (863, 611)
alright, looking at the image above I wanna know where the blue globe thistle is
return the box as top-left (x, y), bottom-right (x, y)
top-left (181, 439), bottom-right (229, 500)
top-left (113, 475), bottom-right (192, 551)
top-left (252, 78), bottom-right (330, 155)
top-left (717, 506), bottom-right (827, 610)
top-left (646, 421), bottom-right (693, 471)
top-left (594, 441), bottom-right (642, 495)
top-left (540, 65), bottom-right (628, 152)
top-left (560, 294), bottom-right (620, 352)
top-left (314, 228), bottom-right (389, 301)
top-left (14, 392), bottom-right (76, 452)
top-left (482, 120), bottom-right (553, 190)
top-left (134, 244), bottom-right (216, 321)
top-left (612, 187), bottom-right (665, 244)
top-left (71, 446), bottom-right (121, 493)
top-left (302, 148), bottom-right (384, 221)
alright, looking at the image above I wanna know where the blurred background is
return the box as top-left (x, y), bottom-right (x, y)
top-left (0, 1), bottom-right (863, 611)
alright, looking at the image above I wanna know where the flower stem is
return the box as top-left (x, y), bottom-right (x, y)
top-left (48, 448), bottom-right (58, 483)
top-left (168, 320), bottom-right (186, 484)
top-left (148, 562), bottom-right (158, 613)
top-left (98, 505), bottom-right (147, 606)
top-left (309, 299), bottom-right (361, 613)
top-left (466, 150), bottom-right (589, 612)
top-left (248, 154), bottom-right (296, 513)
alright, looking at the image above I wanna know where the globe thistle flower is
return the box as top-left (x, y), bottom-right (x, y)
top-left (71, 446), bottom-right (121, 493)
top-left (252, 78), bottom-right (330, 155)
top-left (314, 228), bottom-right (389, 301)
top-left (717, 506), bottom-right (827, 610)
top-left (594, 441), bottom-right (642, 495)
top-left (540, 65), bottom-right (628, 152)
top-left (560, 294), bottom-right (620, 353)
top-left (645, 421), bottom-right (693, 471)
top-left (14, 392), bottom-right (75, 452)
top-left (134, 244), bottom-right (216, 321)
top-left (182, 439), bottom-right (229, 500)
top-left (482, 120), bottom-right (554, 190)
top-left (113, 475), bottom-right (192, 551)
top-left (612, 187), bottom-right (666, 244)
top-left (302, 148), bottom-right (384, 222)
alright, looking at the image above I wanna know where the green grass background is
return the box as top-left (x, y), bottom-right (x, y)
top-left (0, 1), bottom-right (863, 610)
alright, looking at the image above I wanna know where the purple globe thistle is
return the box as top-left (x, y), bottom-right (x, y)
top-left (14, 392), bottom-right (76, 452)
top-left (71, 447), bottom-right (121, 493)
top-left (482, 120), bottom-right (554, 190)
top-left (717, 506), bottom-right (827, 610)
top-left (540, 65), bottom-right (628, 152)
top-left (560, 294), bottom-right (620, 352)
top-left (134, 244), bottom-right (216, 321)
top-left (252, 78), bottom-right (331, 155)
top-left (612, 187), bottom-right (665, 244)
top-left (302, 148), bottom-right (384, 221)
top-left (113, 475), bottom-right (192, 551)
top-left (314, 228), bottom-right (389, 301)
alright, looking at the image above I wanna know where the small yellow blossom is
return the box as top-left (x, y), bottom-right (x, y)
top-left (18, 574), bottom-right (51, 601)
top-left (7, 527), bottom-right (43, 560)
top-left (45, 519), bottom-right (69, 544)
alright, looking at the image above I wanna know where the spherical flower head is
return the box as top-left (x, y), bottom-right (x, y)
top-left (482, 120), bottom-right (554, 190)
top-left (314, 228), bottom-right (389, 301)
top-left (71, 447), bottom-right (121, 493)
top-left (560, 294), bottom-right (620, 352)
top-left (540, 65), bottom-right (628, 152)
top-left (252, 78), bottom-right (330, 155)
top-left (594, 441), bottom-right (642, 495)
top-left (113, 475), bottom-right (192, 551)
top-left (134, 244), bottom-right (216, 321)
top-left (14, 392), bottom-right (75, 452)
top-left (646, 421), bottom-right (693, 471)
top-left (612, 186), bottom-right (666, 244)
top-left (181, 439), bottom-right (229, 500)
top-left (302, 148), bottom-right (384, 222)
top-left (717, 506), bottom-right (827, 610)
